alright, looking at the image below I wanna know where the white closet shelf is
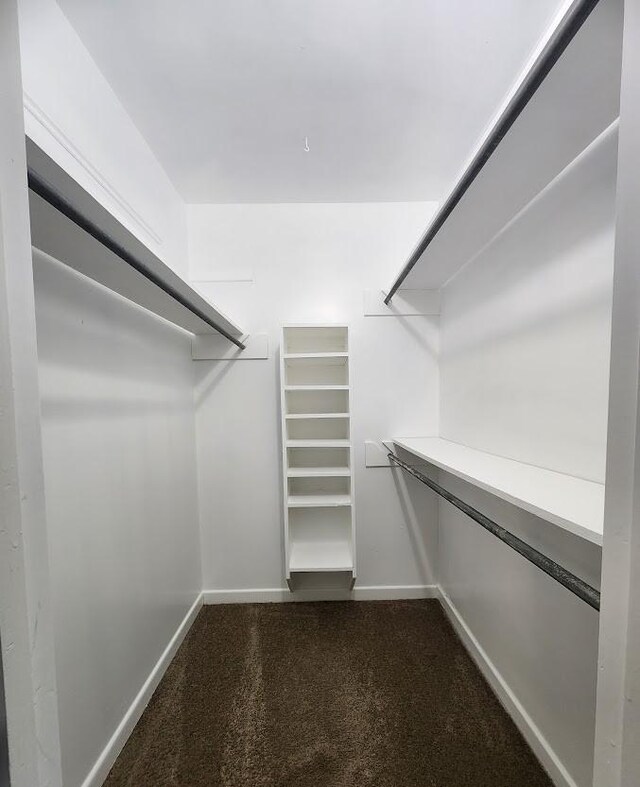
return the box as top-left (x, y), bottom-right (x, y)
top-left (287, 467), bottom-right (351, 478)
top-left (392, 437), bottom-right (604, 545)
top-left (288, 539), bottom-right (353, 572)
top-left (391, 37), bottom-right (620, 292)
top-left (283, 352), bottom-right (348, 360)
top-left (287, 494), bottom-right (351, 508)
top-left (285, 413), bottom-right (350, 420)
top-left (26, 140), bottom-right (244, 339)
top-left (286, 439), bottom-right (351, 448)
top-left (284, 385), bottom-right (349, 391)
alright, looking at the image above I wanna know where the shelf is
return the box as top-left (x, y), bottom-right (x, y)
top-left (284, 358), bottom-right (349, 386)
top-left (392, 437), bottom-right (604, 545)
top-left (288, 495), bottom-right (351, 508)
top-left (285, 385), bottom-right (349, 392)
top-left (286, 417), bottom-right (349, 440)
top-left (286, 439), bottom-right (350, 449)
top-left (284, 353), bottom-right (348, 360)
top-left (285, 388), bottom-right (349, 416)
top-left (391, 1), bottom-right (621, 291)
top-left (286, 413), bottom-right (349, 420)
top-left (26, 139), bottom-right (244, 339)
top-left (283, 325), bottom-right (348, 354)
top-left (288, 539), bottom-right (353, 573)
top-left (287, 467), bottom-right (351, 478)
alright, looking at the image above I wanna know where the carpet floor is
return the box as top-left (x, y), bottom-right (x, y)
top-left (103, 600), bottom-right (553, 787)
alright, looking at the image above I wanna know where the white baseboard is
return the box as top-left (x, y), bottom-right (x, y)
top-left (203, 584), bottom-right (439, 604)
top-left (80, 592), bottom-right (203, 787)
top-left (438, 587), bottom-right (577, 787)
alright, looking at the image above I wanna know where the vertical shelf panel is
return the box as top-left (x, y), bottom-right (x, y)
top-left (280, 326), bottom-right (356, 583)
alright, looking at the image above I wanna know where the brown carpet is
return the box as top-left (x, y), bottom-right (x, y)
top-left (103, 600), bottom-right (552, 787)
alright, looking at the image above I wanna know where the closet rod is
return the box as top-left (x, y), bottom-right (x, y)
top-left (27, 170), bottom-right (246, 349)
top-left (387, 452), bottom-right (600, 611)
top-left (384, 0), bottom-right (602, 304)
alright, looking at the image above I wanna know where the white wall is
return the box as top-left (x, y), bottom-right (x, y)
top-left (15, 5), bottom-right (204, 784)
top-left (435, 122), bottom-right (617, 787)
top-left (188, 201), bottom-right (440, 594)
top-left (17, 0), bottom-right (189, 278)
top-left (33, 251), bottom-right (202, 787)
top-left (440, 124), bottom-right (617, 483)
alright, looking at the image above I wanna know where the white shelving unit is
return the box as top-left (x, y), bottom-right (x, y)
top-left (280, 326), bottom-right (356, 583)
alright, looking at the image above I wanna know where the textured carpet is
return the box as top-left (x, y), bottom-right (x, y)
top-left (103, 600), bottom-right (552, 787)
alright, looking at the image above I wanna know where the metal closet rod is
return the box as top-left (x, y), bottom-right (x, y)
top-left (27, 170), bottom-right (245, 349)
top-left (387, 452), bottom-right (600, 611)
top-left (384, 0), bottom-right (603, 304)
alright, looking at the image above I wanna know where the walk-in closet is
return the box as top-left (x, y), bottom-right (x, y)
top-left (1, 1), bottom-right (639, 786)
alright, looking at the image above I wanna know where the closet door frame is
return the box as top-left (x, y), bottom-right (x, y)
top-left (0, 2), bottom-right (62, 785)
top-left (594, 1), bottom-right (640, 784)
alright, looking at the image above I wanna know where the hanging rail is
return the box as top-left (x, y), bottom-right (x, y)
top-left (384, 0), bottom-right (603, 304)
top-left (27, 170), bottom-right (246, 349)
top-left (387, 452), bottom-right (600, 611)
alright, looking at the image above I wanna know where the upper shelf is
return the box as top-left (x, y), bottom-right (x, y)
top-left (26, 139), bottom-right (244, 340)
top-left (392, 437), bottom-right (604, 545)
top-left (388, 0), bottom-right (622, 292)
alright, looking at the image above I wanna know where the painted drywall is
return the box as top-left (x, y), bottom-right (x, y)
top-left (440, 123), bottom-right (617, 483)
top-left (17, 0), bottom-right (189, 278)
top-left (53, 0), bottom-right (564, 203)
top-left (0, 2), bottom-right (63, 785)
top-left (187, 201), bottom-right (440, 593)
top-left (436, 479), bottom-right (601, 787)
top-left (33, 251), bottom-right (202, 787)
top-left (434, 117), bottom-right (617, 787)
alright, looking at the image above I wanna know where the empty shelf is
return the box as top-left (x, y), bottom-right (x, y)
top-left (287, 467), bottom-right (351, 478)
top-left (27, 140), bottom-right (244, 340)
top-left (288, 494), bottom-right (351, 508)
top-left (284, 352), bottom-right (348, 360)
top-left (285, 385), bottom-right (349, 391)
top-left (286, 413), bottom-right (349, 419)
top-left (286, 439), bottom-right (350, 448)
top-left (289, 539), bottom-right (353, 572)
top-left (392, 437), bottom-right (604, 545)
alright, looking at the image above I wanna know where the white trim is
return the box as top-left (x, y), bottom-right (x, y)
top-left (80, 593), bottom-right (203, 787)
top-left (365, 439), bottom-right (395, 467)
top-left (203, 584), bottom-right (439, 604)
top-left (23, 92), bottom-right (162, 246)
top-left (439, 587), bottom-right (577, 787)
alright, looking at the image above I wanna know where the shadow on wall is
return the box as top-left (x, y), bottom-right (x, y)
top-left (192, 356), bottom-right (239, 409)
top-left (389, 466), bottom-right (437, 586)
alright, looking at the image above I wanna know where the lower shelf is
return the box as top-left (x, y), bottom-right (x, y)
top-left (286, 439), bottom-right (350, 448)
top-left (287, 467), bottom-right (351, 478)
top-left (288, 495), bottom-right (351, 508)
top-left (288, 538), bottom-right (354, 573)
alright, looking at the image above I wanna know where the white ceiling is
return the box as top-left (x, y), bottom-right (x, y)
top-left (56, 0), bottom-right (565, 204)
